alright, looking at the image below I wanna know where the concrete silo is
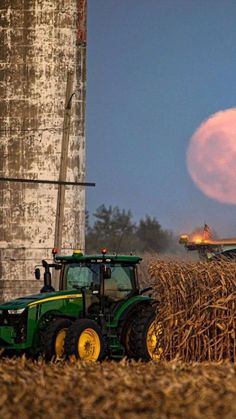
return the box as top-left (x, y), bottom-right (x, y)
top-left (0, 0), bottom-right (87, 300)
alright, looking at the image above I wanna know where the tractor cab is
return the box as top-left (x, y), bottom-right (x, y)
top-left (55, 249), bottom-right (141, 315)
top-left (61, 258), bottom-right (137, 298)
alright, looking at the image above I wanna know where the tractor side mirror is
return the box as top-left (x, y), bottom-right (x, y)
top-left (103, 265), bottom-right (111, 280)
top-left (35, 268), bottom-right (41, 280)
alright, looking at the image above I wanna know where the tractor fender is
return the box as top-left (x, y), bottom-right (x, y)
top-left (49, 313), bottom-right (78, 321)
top-left (36, 310), bottom-right (77, 332)
top-left (118, 299), bottom-right (154, 324)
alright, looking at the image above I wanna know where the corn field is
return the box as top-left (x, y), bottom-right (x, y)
top-left (149, 258), bottom-right (236, 362)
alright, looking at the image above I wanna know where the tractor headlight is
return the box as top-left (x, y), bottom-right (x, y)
top-left (8, 308), bottom-right (25, 315)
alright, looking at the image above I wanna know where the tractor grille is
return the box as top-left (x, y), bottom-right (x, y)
top-left (0, 309), bottom-right (28, 343)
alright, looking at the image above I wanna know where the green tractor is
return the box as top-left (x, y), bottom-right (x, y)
top-left (0, 249), bottom-right (162, 361)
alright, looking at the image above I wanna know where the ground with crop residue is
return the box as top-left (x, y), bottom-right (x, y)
top-left (0, 357), bottom-right (236, 418)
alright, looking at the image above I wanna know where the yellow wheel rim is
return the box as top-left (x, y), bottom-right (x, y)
top-left (55, 329), bottom-right (67, 358)
top-left (146, 320), bottom-right (163, 360)
top-left (78, 328), bottom-right (101, 361)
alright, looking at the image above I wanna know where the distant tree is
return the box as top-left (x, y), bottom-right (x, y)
top-left (85, 205), bottom-right (139, 253)
top-left (136, 215), bottom-right (174, 253)
top-left (86, 205), bottom-right (175, 255)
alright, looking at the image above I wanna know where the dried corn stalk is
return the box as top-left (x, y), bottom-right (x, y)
top-left (149, 258), bottom-right (236, 362)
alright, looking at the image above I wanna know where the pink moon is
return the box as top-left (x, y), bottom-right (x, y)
top-left (186, 108), bottom-right (236, 204)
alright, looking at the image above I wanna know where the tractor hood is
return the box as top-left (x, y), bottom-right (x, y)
top-left (0, 292), bottom-right (55, 310)
top-left (0, 290), bottom-right (81, 311)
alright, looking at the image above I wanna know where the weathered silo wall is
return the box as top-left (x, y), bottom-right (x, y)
top-left (0, 0), bottom-right (86, 300)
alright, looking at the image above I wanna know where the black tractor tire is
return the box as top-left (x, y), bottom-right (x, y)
top-left (128, 305), bottom-right (163, 361)
top-left (41, 317), bottom-right (72, 361)
top-left (119, 308), bottom-right (144, 359)
top-left (65, 319), bottom-right (105, 362)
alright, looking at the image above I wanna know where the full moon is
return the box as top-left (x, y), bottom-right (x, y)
top-left (186, 108), bottom-right (236, 204)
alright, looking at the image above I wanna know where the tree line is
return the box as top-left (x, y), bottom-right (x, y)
top-left (85, 204), bottom-right (177, 254)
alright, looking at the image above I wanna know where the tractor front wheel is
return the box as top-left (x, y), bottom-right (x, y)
top-left (41, 317), bottom-right (72, 360)
top-left (65, 319), bottom-right (105, 362)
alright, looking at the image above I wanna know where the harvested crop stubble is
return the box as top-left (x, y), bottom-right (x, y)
top-left (149, 258), bottom-right (236, 362)
top-left (1, 357), bottom-right (236, 418)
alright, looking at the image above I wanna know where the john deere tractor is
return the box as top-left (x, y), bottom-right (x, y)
top-left (0, 249), bottom-right (162, 361)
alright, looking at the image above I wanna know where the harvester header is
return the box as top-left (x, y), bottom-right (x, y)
top-left (179, 225), bottom-right (236, 260)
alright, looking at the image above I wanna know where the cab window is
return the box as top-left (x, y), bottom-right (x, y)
top-left (104, 265), bottom-right (134, 300)
top-left (65, 263), bottom-right (100, 290)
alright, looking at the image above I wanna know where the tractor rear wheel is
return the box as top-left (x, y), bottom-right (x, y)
top-left (65, 319), bottom-right (105, 362)
top-left (128, 306), bottom-right (163, 361)
top-left (119, 310), bottom-right (140, 358)
top-left (41, 318), bottom-right (72, 360)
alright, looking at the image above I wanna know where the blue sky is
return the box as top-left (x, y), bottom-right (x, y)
top-left (86, 0), bottom-right (236, 237)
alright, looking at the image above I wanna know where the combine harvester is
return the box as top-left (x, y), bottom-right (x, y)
top-left (179, 224), bottom-right (236, 261)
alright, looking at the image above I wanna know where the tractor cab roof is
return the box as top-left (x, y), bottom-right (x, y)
top-left (54, 250), bottom-right (142, 265)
